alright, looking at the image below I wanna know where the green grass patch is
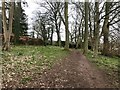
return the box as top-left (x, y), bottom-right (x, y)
top-left (3, 45), bottom-right (69, 70)
top-left (85, 50), bottom-right (119, 72)
top-left (2, 45), bottom-right (69, 85)
top-left (20, 76), bottom-right (32, 84)
top-left (85, 50), bottom-right (120, 87)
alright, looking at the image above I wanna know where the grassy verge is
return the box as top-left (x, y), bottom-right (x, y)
top-left (2, 45), bottom-right (69, 86)
top-left (85, 50), bottom-right (119, 87)
top-left (86, 50), bottom-right (119, 72)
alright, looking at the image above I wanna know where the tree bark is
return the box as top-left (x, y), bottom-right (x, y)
top-left (102, 2), bottom-right (111, 56)
top-left (55, 14), bottom-right (61, 46)
top-left (58, 18), bottom-right (62, 46)
top-left (64, 1), bottom-right (69, 50)
top-left (2, 0), bottom-right (14, 51)
top-left (2, 1), bottom-right (7, 50)
top-left (76, 17), bottom-right (83, 49)
top-left (88, 4), bottom-right (94, 51)
top-left (42, 23), bottom-right (47, 46)
top-left (83, 1), bottom-right (89, 54)
top-left (50, 25), bottom-right (54, 45)
top-left (94, 2), bottom-right (100, 57)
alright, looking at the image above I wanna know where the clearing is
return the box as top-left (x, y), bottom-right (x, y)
top-left (1, 46), bottom-right (119, 88)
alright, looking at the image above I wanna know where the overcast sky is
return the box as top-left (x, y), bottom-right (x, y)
top-left (23, 0), bottom-right (39, 26)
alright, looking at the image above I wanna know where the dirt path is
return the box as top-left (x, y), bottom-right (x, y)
top-left (30, 50), bottom-right (114, 88)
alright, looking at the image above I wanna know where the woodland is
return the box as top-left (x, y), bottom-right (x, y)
top-left (0, 0), bottom-right (120, 88)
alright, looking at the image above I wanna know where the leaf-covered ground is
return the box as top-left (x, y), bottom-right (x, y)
top-left (2, 46), bottom-right (69, 88)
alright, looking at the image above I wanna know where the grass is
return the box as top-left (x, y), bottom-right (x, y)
top-left (86, 51), bottom-right (120, 87)
top-left (20, 76), bottom-right (32, 84)
top-left (85, 50), bottom-right (119, 72)
top-left (79, 49), bottom-right (119, 73)
top-left (2, 45), bottom-right (69, 86)
top-left (85, 50), bottom-right (120, 87)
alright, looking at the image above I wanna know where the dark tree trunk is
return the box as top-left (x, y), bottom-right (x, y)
top-left (55, 14), bottom-right (61, 46)
top-left (83, 1), bottom-right (89, 54)
top-left (50, 25), bottom-right (54, 45)
top-left (102, 2), bottom-right (111, 56)
top-left (64, 1), bottom-right (69, 50)
top-left (94, 2), bottom-right (100, 57)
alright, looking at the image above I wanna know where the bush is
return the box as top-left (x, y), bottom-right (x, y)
top-left (28, 38), bottom-right (44, 45)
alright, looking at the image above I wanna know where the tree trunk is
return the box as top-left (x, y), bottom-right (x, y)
top-left (2, 1), bottom-right (7, 50)
top-left (2, 0), bottom-right (14, 51)
top-left (102, 2), bottom-right (111, 56)
top-left (81, 21), bottom-right (84, 49)
top-left (76, 29), bottom-right (80, 49)
top-left (58, 18), bottom-right (62, 46)
top-left (50, 25), bottom-right (54, 45)
top-left (76, 18), bottom-right (83, 49)
top-left (64, 1), bottom-right (69, 50)
top-left (94, 2), bottom-right (100, 57)
top-left (83, 1), bottom-right (89, 54)
top-left (55, 14), bottom-right (61, 46)
top-left (88, 4), bottom-right (94, 51)
top-left (74, 23), bottom-right (77, 44)
top-left (42, 23), bottom-right (47, 46)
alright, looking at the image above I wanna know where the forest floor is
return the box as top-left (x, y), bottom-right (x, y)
top-left (2, 46), bottom-right (119, 88)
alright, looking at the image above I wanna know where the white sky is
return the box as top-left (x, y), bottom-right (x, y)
top-left (23, 0), bottom-right (39, 27)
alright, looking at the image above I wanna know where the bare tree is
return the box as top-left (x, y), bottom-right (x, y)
top-left (37, 1), bottom-right (63, 46)
top-left (2, 0), bottom-right (14, 51)
top-left (33, 13), bottom-right (48, 46)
